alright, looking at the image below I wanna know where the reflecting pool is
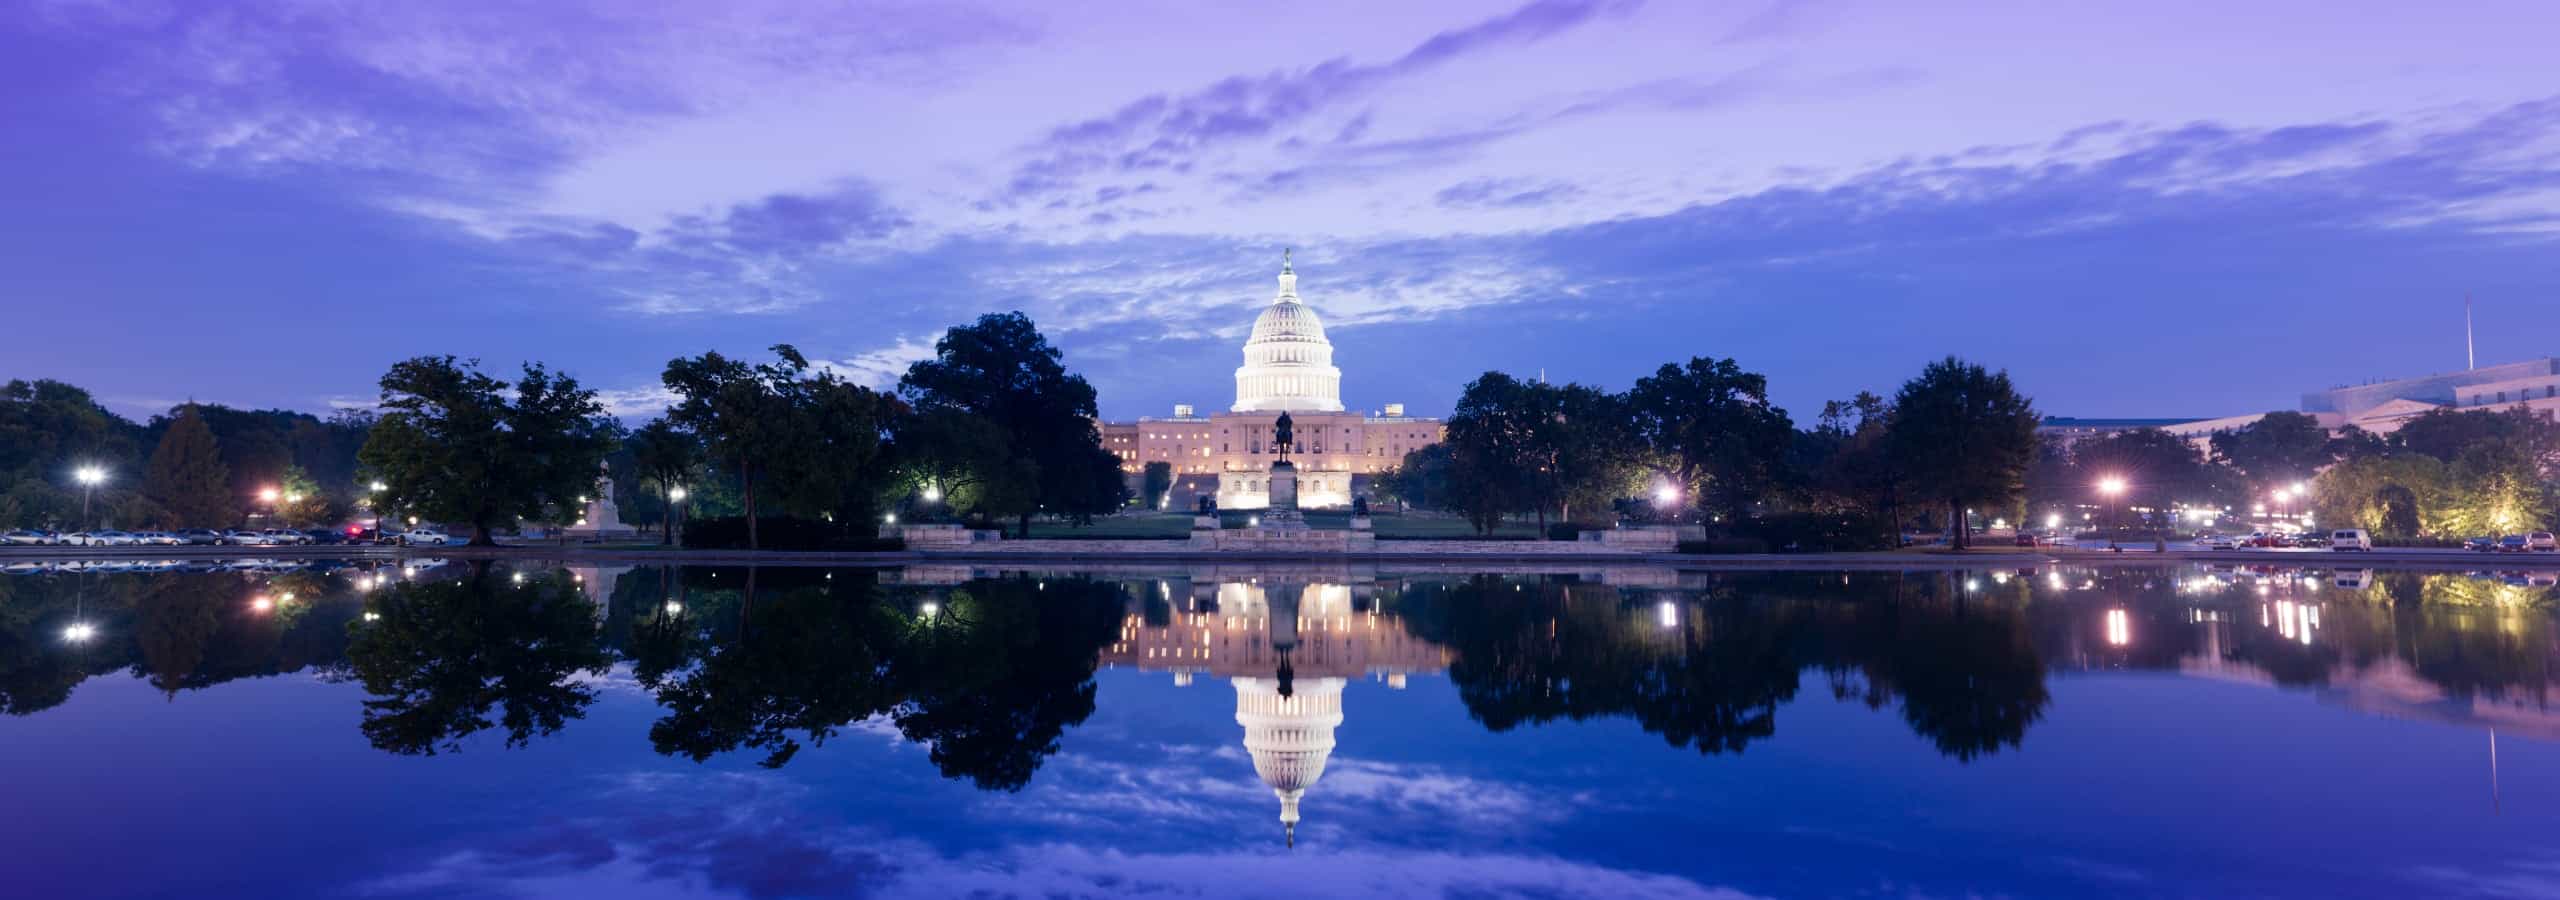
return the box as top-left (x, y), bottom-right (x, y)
top-left (3, 560), bottom-right (2557, 898)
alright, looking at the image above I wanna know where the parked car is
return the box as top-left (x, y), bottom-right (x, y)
top-left (133, 531), bottom-right (184, 546)
top-left (258, 529), bottom-right (312, 545)
top-left (2465, 536), bottom-right (2499, 553)
top-left (2294, 533), bottom-right (2330, 548)
top-left (2, 529), bottom-right (57, 545)
top-left (395, 528), bottom-right (460, 547)
top-left (222, 529), bottom-right (277, 546)
top-left (174, 529), bottom-right (226, 545)
top-left (2197, 534), bottom-right (2243, 550)
top-left (2013, 532), bottom-right (2039, 547)
top-left (301, 529), bottom-right (349, 546)
top-left (2500, 534), bottom-right (2530, 553)
top-left (2329, 529), bottom-right (2373, 551)
top-left (74, 530), bottom-right (140, 546)
top-left (2527, 531), bottom-right (2558, 552)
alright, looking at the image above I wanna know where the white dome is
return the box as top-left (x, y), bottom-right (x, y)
top-left (1233, 255), bottom-right (1344, 413)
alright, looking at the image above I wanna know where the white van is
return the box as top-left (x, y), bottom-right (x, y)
top-left (2329, 529), bottom-right (2372, 551)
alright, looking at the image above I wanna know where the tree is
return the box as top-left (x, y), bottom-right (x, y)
top-left (268, 464), bottom-right (339, 528)
top-left (1628, 357), bottom-right (1794, 519)
top-left (1885, 358), bottom-right (2039, 550)
top-left (899, 313), bottom-right (1113, 536)
top-left (626, 419), bottom-right (702, 546)
top-left (1805, 393), bottom-right (1906, 543)
top-left (664, 345), bottom-right (892, 549)
top-left (358, 357), bottom-right (615, 545)
top-left (143, 405), bottom-right (233, 527)
top-left (2210, 411), bottom-right (2337, 488)
top-left (2069, 428), bottom-right (2220, 533)
top-left (1378, 443), bottom-right (1455, 511)
top-left (889, 408), bottom-right (1035, 526)
top-left (2393, 406), bottom-right (2560, 469)
top-left (1140, 461), bottom-right (1173, 511)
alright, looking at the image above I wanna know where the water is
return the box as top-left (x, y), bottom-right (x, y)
top-left (3, 560), bottom-right (2557, 899)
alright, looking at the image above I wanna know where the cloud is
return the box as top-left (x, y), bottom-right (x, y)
top-left (1435, 177), bottom-right (1584, 209)
top-left (821, 337), bottom-right (938, 390)
top-left (355, 764), bottom-right (1755, 900)
top-left (998, 0), bottom-right (1641, 206)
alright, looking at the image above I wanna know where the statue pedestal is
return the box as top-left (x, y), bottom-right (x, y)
top-left (1261, 462), bottom-right (1306, 530)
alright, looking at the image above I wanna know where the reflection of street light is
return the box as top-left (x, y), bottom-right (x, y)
top-left (2106, 608), bottom-right (2131, 647)
top-left (920, 601), bottom-right (940, 617)
top-left (370, 480), bottom-right (388, 493)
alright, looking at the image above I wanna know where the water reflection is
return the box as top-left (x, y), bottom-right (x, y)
top-left (2, 561), bottom-right (2556, 782)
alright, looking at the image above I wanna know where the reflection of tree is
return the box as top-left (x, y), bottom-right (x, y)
top-left (889, 576), bottom-right (1124, 790)
top-left (1395, 577), bottom-right (1813, 756)
top-left (1829, 586), bottom-right (2049, 761)
top-left (1395, 574), bottom-right (2051, 761)
top-left (648, 573), bottom-right (901, 767)
top-left (639, 571), bottom-right (1124, 789)
top-left (346, 570), bottom-right (608, 755)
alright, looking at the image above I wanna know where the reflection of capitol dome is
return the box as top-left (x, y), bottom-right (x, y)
top-left (1232, 252), bottom-right (1344, 413)
top-left (1234, 675), bottom-right (1344, 847)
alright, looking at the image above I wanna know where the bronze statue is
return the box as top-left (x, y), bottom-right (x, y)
top-left (1272, 412), bottom-right (1294, 463)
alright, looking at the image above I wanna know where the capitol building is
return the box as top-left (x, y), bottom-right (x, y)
top-left (1101, 254), bottom-right (1445, 510)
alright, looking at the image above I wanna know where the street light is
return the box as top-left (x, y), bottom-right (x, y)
top-left (73, 464), bottom-right (108, 529)
top-left (2096, 476), bottom-right (2128, 550)
top-left (921, 484), bottom-right (943, 503)
top-left (666, 485), bottom-right (689, 547)
top-left (258, 486), bottom-right (280, 504)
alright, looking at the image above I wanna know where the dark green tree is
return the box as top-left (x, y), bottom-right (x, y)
top-left (1140, 461), bottom-right (1173, 511)
top-left (2210, 411), bottom-right (2337, 489)
top-left (142, 404), bottom-right (233, 527)
top-left (649, 576), bottom-right (902, 767)
top-left (357, 357), bottom-right (615, 545)
top-left (664, 345), bottom-right (892, 548)
top-left (888, 408), bottom-right (1034, 526)
top-left (2070, 428), bottom-right (2220, 532)
top-left (1628, 357), bottom-right (1795, 519)
top-left (1885, 357), bottom-right (2039, 549)
top-left (1377, 443), bottom-right (1455, 511)
top-left (898, 313), bottom-right (1114, 536)
top-left (626, 419), bottom-right (702, 546)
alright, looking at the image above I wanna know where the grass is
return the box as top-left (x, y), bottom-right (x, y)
top-left (1022, 510), bottom-right (1540, 540)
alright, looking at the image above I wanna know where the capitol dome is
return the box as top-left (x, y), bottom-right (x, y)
top-left (1233, 252), bottom-right (1344, 413)
top-left (1234, 674), bottom-right (1344, 847)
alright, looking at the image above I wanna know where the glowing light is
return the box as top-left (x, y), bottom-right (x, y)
top-left (75, 465), bottom-right (108, 487)
top-left (2290, 481), bottom-right (2308, 495)
top-left (362, 612), bottom-right (380, 622)
top-left (884, 513), bottom-right (897, 525)
top-left (62, 622), bottom-right (98, 643)
top-left (250, 596), bottom-right (274, 613)
top-left (920, 601), bottom-right (940, 617)
top-left (2045, 514), bottom-right (2062, 529)
top-left (2097, 476), bottom-right (2127, 497)
top-left (1964, 578), bottom-right (1982, 592)
top-left (1653, 484), bottom-right (1680, 507)
top-left (922, 485), bottom-right (943, 502)
top-left (369, 480), bottom-right (387, 492)
top-left (667, 486), bottom-right (687, 502)
top-left (2105, 608), bottom-right (2130, 647)
top-left (1657, 601), bottom-right (1678, 629)
top-left (258, 487), bottom-right (281, 503)
top-left (511, 572), bottom-right (525, 584)
top-left (663, 601), bottom-right (685, 615)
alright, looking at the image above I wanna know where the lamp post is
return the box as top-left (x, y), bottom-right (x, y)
top-left (2097, 476), bottom-right (2128, 550)
top-left (73, 464), bottom-right (107, 530)
top-left (666, 485), bottom-right (688, 547)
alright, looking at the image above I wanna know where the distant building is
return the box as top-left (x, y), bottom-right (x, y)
top-left (1100, 256), bottom-right (1445, 509)
top-left (2047, 356), bottom-right (2560, 452)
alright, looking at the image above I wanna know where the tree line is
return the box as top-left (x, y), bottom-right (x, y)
top-left (1380, 355), bottom-right (2041, 549)
top-left (0, 380), bottom-right (372, 530)
top-left (350, 311), bottom-right (1128, 546)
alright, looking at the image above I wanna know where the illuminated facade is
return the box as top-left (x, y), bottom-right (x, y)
top-left (1098, 257), bottom-right (1445, 509)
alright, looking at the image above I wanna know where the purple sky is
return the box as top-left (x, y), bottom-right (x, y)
top-left (4, 0), bottom-right (2557, 422)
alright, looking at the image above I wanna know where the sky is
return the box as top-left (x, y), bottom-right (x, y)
top-left (4, 0), bottom-right (2558, 423)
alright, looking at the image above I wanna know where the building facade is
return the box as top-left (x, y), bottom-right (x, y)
top-left (1101, 256), bottom-right (1445, 509)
